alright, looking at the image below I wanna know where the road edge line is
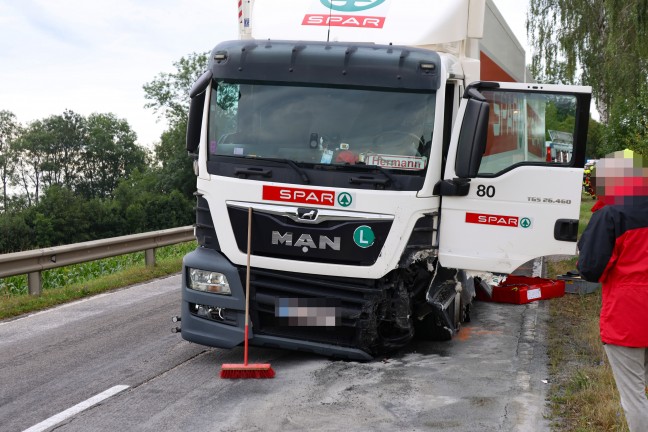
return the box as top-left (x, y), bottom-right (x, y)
top-left (22, 384), bottom-right (130, 432)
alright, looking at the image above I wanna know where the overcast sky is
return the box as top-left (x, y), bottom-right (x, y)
top-left (0, 0), bottom-right (529, 149)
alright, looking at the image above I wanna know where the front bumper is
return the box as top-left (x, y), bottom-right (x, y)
top-left (180, 247), bottom-right (374, 361)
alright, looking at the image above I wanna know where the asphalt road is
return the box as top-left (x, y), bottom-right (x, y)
top-left (0, 274), bottom-right (552, 432)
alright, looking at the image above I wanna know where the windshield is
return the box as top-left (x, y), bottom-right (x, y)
top-left (208, 82), bottom-right (436, 174)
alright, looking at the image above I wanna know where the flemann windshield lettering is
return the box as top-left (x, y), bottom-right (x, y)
top-left (364, 154), bottom-right (426, 170)
top-left (302, 14), bottom-right (385, 28)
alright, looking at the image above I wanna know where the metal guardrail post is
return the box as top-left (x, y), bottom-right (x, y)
top-left (145, 248), bottom-right (156, 267)
top-left (28, 271), bottom-right (42, 296)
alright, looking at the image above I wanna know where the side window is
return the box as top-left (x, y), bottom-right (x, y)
top-left (477, 90), bottom-right (577, 175)
top-left (208, 83), bottom-right (241, 157)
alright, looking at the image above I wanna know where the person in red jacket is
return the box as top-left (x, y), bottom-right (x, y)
top-left (577, 149), bottom-right (648, 432)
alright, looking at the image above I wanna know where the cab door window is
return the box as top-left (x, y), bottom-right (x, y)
top-left (477, 91), bottom-right (578, 175)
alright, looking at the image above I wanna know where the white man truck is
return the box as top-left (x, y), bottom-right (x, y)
top-left (179, 0), bottom-right (591, 360)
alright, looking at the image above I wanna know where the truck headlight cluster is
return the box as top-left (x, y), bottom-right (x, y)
top-left (187, 268), bottom-right (232, 295)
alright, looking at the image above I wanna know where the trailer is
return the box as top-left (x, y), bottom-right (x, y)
top-left (178, 0), bottom-right (591, 360)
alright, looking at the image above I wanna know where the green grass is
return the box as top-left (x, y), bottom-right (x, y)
top-left (0, 241), bottom-right (196, 320)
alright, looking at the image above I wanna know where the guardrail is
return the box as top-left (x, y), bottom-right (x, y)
top-left (0, 226), bottom-right (195, 296)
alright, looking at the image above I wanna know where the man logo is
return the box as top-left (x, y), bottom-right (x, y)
top-left (272, 231), bottom-right (341, 253)
top-left (320, 0), bottom-right (386, 12)
top-left (297, 208), bottom-right (318, 221)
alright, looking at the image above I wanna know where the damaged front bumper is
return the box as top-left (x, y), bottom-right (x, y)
top-left (180, 247), bottom-right (375, 361)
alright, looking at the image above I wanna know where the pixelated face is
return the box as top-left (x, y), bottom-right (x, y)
top-left (594, 151), bottom-right (648, 203)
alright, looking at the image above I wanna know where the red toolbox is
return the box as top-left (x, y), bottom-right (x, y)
top-left (480, 275), bottom-right (565, 304)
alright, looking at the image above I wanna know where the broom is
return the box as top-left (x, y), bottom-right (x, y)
top-left (220, 207), bottom-right (275, 379)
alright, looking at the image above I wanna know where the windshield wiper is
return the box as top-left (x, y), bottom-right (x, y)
top-left (243, 156), bottom-right (310, 184)
top-left (324, 163), bottom-right (401, 190)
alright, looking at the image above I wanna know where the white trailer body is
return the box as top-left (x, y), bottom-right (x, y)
top-left (249, 0), bottom-right (527, 83)
top-left (179, 0), bottom-right (592, 359)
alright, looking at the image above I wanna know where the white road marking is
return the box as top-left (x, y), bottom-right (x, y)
top-left (22, 385), bottom-right (130, 432)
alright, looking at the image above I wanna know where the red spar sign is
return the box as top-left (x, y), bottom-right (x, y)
top-left (263, 186), bottom-right (336, 206)
top-left (465, 212), bottom-right (519, 228)
top-left (302, 14), bottom-right (385, 28)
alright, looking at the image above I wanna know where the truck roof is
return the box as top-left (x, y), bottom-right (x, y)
top-left (209, 39), bottom-right (441, 90)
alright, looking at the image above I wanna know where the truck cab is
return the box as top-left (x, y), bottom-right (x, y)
top-left (179, 0), bottom-right (591, 360)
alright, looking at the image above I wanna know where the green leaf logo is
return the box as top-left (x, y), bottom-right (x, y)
top-left (337, 192), bottom-right (353, 207)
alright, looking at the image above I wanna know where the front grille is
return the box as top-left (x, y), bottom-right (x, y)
top-left (227, 205), bottom-right (392, 266)
top-left (240, 267), bottom-right (383, 348)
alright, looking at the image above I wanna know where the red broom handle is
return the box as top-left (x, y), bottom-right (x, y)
top-left (244, 325), bottom-right (249, 366)
top-left (244, 207), bottom-right (252, 366)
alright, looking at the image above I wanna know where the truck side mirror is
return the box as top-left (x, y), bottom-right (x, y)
top-left (186, 70), bottom-right (213, 154)
top-left (455, 98), bottom-right (489, 178)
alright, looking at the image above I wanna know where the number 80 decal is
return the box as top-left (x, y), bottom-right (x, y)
top-left (476, 184), bottom-right (496, 198)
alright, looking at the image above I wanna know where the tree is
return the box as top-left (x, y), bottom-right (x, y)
top-left (528, 0), bottom-right (648, 151)
top-left (0, 212), bottom-right (33, 253)
top-left (39, 110), bottom-right (86, 190)
top-left (113, 169), bottom-right (193, 233)
top-left (586, 118), bottom-right (608, 159)
top-left (13, 112), bottom-right (86, 204)
top-left (143, 52), bottom-right (210, 198)
top-left (26, 185), bottom-right (91, 247)
top-left (154, 120), bottom-right (195, 198)
top-left (13, 111), bottom-right (147, 202)
top-left (0, 110), bottom-right (21, 212)
top-left (605, 84), bottom-right (648, 156)
top-left (143, 52), bottom-right (210, 126)
top-left (14, 120), bottom-right (48, 205)
top-left (77, 113), bottom-right (147, 199)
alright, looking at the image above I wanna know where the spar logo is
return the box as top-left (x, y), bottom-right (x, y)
top-left (263, 185), bottom-right (355, 208)
top-left (320, 0), bottom-right (386, 12)
top-left (465, 212), bottom-right (532, 228)
top-left (304, 0), bottom-right (387, 28)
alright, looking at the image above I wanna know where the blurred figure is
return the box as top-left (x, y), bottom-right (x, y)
top-left (583, 164), bottom-right (593, 195)
top-left (577, 149), bottom-right (648, 432)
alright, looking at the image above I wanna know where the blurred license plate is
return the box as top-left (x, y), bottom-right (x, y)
top-left (275, 298), bottom-right (340, 326)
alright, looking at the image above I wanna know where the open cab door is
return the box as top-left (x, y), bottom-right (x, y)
top-left (438, 82), bottom-right (592, 274)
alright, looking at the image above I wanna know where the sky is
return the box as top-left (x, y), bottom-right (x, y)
top-left (0, 0), bottom-right (529, 149)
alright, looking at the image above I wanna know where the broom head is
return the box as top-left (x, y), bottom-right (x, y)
top-left (220, 363), bottom-right (275, 379)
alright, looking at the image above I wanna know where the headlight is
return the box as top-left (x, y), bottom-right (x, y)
top-left (187, 268), bottom-right (232, 295)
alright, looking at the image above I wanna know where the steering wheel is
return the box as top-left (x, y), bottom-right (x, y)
top-left (372, 131), bottom-right (423, 151)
